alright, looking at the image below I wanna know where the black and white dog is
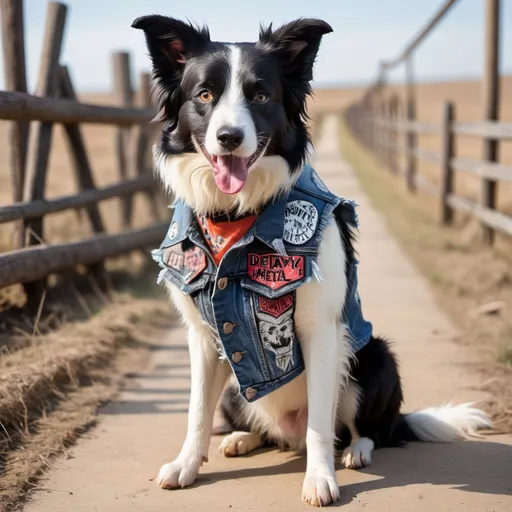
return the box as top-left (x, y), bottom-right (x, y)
top-left (133, 16), bottom-right (490, 507)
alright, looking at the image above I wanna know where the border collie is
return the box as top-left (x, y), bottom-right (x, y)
top-left (132, 16), bottom-right (491, 507)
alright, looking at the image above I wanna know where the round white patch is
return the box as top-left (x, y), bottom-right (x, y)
top-left (283, 200), bottom-right (319, 245)
top-left (168, 221), bottom-right (179, 240)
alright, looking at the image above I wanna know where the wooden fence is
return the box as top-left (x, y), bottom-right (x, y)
top-left (0, 0), bottom-right (169, 305)
top-left (344, 0), bottom-right (512, 244)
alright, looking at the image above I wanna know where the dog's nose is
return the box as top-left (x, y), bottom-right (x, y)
top-left (217, 127), bottom-right (244, 151)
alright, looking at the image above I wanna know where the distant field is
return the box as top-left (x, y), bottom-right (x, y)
top-left (311, 76), bottom-right (512, 217)
top-left (1, 76), bottom-right (511, 252)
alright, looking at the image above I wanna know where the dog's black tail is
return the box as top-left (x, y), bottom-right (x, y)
top-left (390, 404), bottom-right (491, 444)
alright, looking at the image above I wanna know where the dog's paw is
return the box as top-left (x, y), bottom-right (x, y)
top-left (342, 437), bottom-right (374, 469)
top-left (302, 472), bottom-right (340, 507)
top-left (219, 431), bottom-right (263, 457)
top-left (156, 454), bottom-right (205, 489)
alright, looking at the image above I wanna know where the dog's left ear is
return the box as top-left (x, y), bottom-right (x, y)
top-left (257, 18), bottom-right (333, 81)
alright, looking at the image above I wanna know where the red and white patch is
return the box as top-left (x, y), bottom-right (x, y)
top-left (248, 253), bottom-right (304, 290)
top-left (163, 245), bottom-right (207, 284)
top-left (258, 293), bottom-right (294, 319)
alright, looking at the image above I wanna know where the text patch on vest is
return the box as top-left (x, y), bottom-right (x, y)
top-left (283, 200), bottom-right (318, 245)
top-left (248, 253), bottom-right (304, 290)
top-left (163, 245), bottom-right (207, 284)
top-left (258, 293), bottom-right (294, 318)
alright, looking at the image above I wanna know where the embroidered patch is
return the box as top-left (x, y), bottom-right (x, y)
top-left (248, 253), bottom-right (304, 290)
top-left (258, 293), bottom-right (294, 319)
top-left (256, 307), bottom-right (295, 373)
top-left (168, 221), bottom-right (179, 240)
top-left (283, 200), bottom-right (318, 245)
top-left (163, 245), bottom-right (207, 284)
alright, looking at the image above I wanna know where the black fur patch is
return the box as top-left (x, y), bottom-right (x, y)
top-left (335, 336), bottom-right (409, 451)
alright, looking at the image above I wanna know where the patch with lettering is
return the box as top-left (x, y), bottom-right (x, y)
top-left (163, 245), bottom-right (207, 284)
top-left (283, 200), bottom-right (318, 245)
top-left (248, 253), bottom-right (304, 290)
top-left (258, 293), bottom-right (294, 319)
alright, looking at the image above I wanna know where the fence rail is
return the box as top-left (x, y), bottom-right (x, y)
top-left (344, 0), bottom-right (512, 243)
top-left (0, 90), bottom-right (155, 125)
top-left (0, 174), bottom-right (158, 225)
top-left (0, 223), bottom-right (169, 289)
top-left (0, 0), bottom-right (167, 305)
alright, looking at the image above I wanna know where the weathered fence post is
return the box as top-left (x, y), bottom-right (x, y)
top-left (362, 95), bottom-right (371, 148)
top-left (389, 94), bottom-right (400, 174)
top-left (481, 0), bottom-right (501, 245)
top-left (128, 71), bottom-right (161, 221)
top-left (1, 0), bottom-right (29, 248)
top-left (59, 65), bottom-right (111, 292)
top-left (374, 94), bottom-right (382, 159)
top-left (139, 72), bottom-right (155, 171)
top-left (378, 96), bottom-right (387, 163)
top-left (1, 0), bottom-right (28, 205)
top-left (370, 93), bottom-right (378, 154)
top-left (404, 56), bottom-right (417, 191)
top-left (22, 1), bottom-right (67, 304)
top-left (440, 101), bottom-right (455, 224)
top-left (112, 51), bottom-right (134, 228)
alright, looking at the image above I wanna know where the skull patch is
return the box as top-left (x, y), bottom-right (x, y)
top-left (255, 294), bottom-right (295, 373)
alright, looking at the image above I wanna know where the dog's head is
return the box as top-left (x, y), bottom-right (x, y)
top-left (132, 17), bottom-right (332, 211)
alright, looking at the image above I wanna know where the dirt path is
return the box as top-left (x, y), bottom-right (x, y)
top-left (24, 116), bottom-right (512, 512)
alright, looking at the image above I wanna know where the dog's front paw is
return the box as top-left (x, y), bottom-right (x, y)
top-left (156, 454), bottom-right (205, 489)
top-left (302, 472), bottom-right (340, 507)
top-left (342, 437), bottom-right (374, 469)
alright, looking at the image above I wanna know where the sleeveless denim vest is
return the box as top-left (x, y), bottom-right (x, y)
top-left (152, 164), bottom-right (372, 402)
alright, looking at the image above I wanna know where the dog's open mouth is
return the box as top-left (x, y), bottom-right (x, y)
top-left (199, 142), bottom-right (268, 195)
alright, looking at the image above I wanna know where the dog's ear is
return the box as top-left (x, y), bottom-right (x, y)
top-left (132, 15), bottom-right (210, 68)
top-left (257, 18), bottom-right (332, 81)
top-left (132, 16), bottom-right (210, 124)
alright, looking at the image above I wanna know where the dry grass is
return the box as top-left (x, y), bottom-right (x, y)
top-left (339, 117), bottom-right (512, 433)
top-left (0, 292), bottom-right (176, 512)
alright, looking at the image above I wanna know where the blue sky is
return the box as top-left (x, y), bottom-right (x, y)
top-left (2, 0), bottom-right (511, 92)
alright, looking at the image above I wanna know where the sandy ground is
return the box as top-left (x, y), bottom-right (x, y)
top-left (23, 116), bottom-right (512, 511)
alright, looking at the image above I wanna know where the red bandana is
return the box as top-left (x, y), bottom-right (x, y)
top-left (197, 214), bottom-right (257, 266)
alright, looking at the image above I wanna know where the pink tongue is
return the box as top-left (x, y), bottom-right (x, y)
top-left (213, 155), bottom-right (249, 194)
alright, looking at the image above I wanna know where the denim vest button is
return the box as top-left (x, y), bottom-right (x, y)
top-left (223, 322), bottom-right (235, 335)
top-left (245, 387), bottom-right (257, 400)
top-left (217, 277), bottom-right (228, 290)
top-left (231, 351), bottom-right (243, 364)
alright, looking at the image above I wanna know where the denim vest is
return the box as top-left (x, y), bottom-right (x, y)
top-left (152, 165), bottom-right (372, 402)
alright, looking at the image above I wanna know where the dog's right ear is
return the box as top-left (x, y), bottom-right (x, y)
top-left (132, 15), bottom-right (210, 68)
top-left (132, 16), bottom-right (210, 123)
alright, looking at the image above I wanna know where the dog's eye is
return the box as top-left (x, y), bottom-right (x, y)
top-left (253, 92), bottom-right (268, 104)
top-left (199, 90), bottom-right (214, 103)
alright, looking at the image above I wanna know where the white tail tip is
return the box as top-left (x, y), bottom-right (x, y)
top-left (405, 402), bottom-right (492, 443)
